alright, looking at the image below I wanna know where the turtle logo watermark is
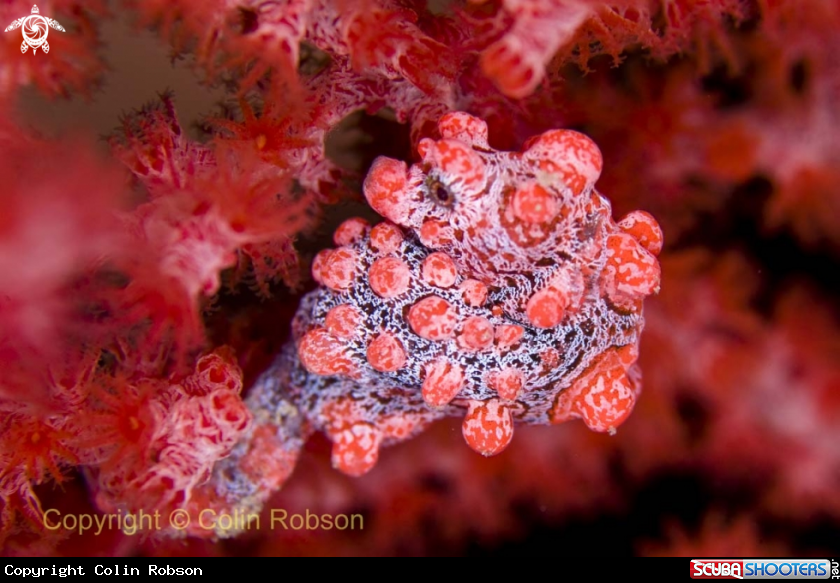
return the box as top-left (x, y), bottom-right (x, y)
top-left (4, 5), bottom-right (65, 55)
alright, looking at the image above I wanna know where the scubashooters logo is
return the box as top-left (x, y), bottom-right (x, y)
top-left (4, 5), bottom-right (65, 54)
top-left (691, 559), bottom-right (834, 579)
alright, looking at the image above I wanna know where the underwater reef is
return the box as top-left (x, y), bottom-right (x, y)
top-left (1, 0), bottom-right (838, 557)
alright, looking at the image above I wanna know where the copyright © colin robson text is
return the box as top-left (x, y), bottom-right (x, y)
top-left (41, 508), bottom-right (363, 535)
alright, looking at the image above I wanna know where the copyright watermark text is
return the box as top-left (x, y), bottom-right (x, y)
top-left (41, 508), bottom-right (363, 536)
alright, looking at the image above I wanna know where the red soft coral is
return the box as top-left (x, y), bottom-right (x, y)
top-left (88, 349), bottom-right (252, 538)
top-left (127, 0), bottom-right (456, 95)
top-left (0, 117), bottom-right (127, 407)
top-left (108, 96), bottom-right (315, 359)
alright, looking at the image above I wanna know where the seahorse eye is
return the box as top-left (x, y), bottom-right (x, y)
top-left (434, 185), bottom-right (451, 204)
top-left (427, 177), bottom-right (455, 208)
